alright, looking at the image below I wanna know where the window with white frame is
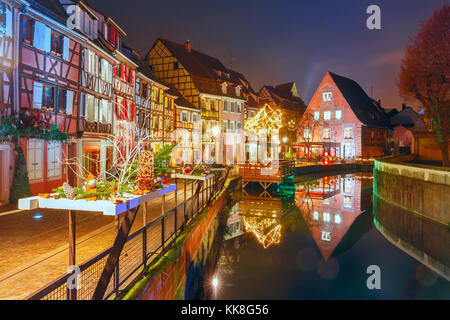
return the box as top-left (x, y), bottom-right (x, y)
top-left (322, 92), bottom-right (333, 101)
top-left (314, 111), bottom-right (320, 120)
top-left (304, 128), bottom-right (311, 139)
top-left (335, 110), bottom-right (342, 120)
top-left (321, 231), bottom-right (331, 241)
top-left (27, 139), bottom-right (43, 180)
top-left (47, 141), bottom-right (62, 178)
top-left (334, 214), bottom-right (342, 224)
top-left (344, 127), bottom-right (353, 139)
top-left (323, 128), bottom-right (331, 139)
top-left (236, 122), bottom-right (242, 132)
top-left (313, 211), bottom-right (319, 220)
top-left (230, 102), bottom-right (235, 112)
top-left (323, 212), bottom-right (331, 223)
top-left (324, 111), bottom-right (331, 120)
top-left (344, 196), bottom-right (353, 208)
top-left (223, 100), bottom-right (228, 112)
top-left (222, 120), bottom-right (227, 132)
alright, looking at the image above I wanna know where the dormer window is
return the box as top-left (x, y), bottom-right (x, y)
top-left (107, 24), bottom-right (119, 49)
top-left (235, 86), bottom-right (241, 97)
top-left (322, 92), bottom-right (333, 101)
top-left (221, 82), bottom-right (227, 94)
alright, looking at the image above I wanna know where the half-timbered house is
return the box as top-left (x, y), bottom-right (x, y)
top-left (146, 38), bottom-right (253, 164)
top-left (258, 82), bottom-right (307, 156)
top-left (58, 0), bottom-right (116, 182)
top-left (18, 0), bottom-right (83, 194)
top-left (84, 11), bottom-right (136, 166)
top-left (172, 86), bottom-right (201, 164)
top-left (0, 0), bottom-right (21, 202)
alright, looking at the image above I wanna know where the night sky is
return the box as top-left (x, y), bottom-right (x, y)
top-left (89, 0), bottom-right (447, 109)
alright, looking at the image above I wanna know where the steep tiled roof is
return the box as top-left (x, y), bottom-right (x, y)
top-left (29, 0), bottom-right (68, 24)
top-left (155, 38), bottom-right (250, 100)
top-left (260, 84), bottom-right (307, 114)
top-left (329, 72), bottom-right (389, 127)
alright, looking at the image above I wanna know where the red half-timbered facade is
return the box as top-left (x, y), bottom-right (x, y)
top-left (18, 1), bottom-right (83, 194)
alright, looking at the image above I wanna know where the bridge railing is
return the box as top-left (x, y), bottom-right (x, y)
top-left (26, 172), bottom-right (228, 300)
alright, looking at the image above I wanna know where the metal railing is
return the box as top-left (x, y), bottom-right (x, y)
top-left (26, 172), bottom-right (227, 300)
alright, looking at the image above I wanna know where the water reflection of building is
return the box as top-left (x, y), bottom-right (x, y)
top-left (295, 173), bottom-right (372, 260)
top-left (225, 195), bottom-right (296, 249)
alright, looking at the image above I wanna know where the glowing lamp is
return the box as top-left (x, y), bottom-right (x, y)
top-left (211, 126), bottom-right (220, 138)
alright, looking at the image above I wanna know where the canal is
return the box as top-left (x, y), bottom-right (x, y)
top-left (203, 171), bottom-right (450, 300)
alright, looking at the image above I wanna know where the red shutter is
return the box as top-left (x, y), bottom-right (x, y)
top-left (113, 62), bottom-right (117, 76)
top-left (130, 103), bottom-right (135, 121)
top-left (122, 99), bottom-right (128, 121)
top-left (109, 25), bottom-right (114, 45)
top-left (129, 69), bottom-right (133, 84)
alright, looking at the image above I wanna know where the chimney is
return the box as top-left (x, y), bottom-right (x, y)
top-left (185, 40), bottom-right (191, 53)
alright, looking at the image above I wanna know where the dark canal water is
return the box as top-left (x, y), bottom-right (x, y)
top-left (208, 172), bottom-right (450, 300)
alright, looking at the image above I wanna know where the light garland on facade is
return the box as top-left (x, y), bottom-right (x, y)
top-left (244, 104), bottom-right (283, 134)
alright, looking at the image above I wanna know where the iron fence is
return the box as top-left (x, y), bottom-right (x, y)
top-left (26, 172), bottom-right (227, 300)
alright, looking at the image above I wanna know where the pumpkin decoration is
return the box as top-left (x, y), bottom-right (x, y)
top-left (63, 182), bottom-right (75, 199)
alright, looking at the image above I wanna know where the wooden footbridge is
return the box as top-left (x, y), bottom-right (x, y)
top-left (239, 160), bottom-right (295, 198)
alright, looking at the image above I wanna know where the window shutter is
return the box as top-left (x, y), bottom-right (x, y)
top-left (62, 36), bottom-right (70, 60)
top-left (43, 25), bottom-right (51, 53)
top-left (32, 82), bottom-right (43, 109)
top-left (66, 90), bottom-right (74, 115)
top-left (33, 21), bottom-right (47, 51)
top-left (130, 103), bottom-right (135, 121)
top-left (6, 7), bottom-right (12, 37)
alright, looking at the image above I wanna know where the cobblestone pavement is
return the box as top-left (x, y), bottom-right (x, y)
top-left (0, 182), bottom-right (198, 300)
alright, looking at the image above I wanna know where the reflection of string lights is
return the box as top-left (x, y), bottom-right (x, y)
top-left (244, 104), bottom-right (283, 134)
top-left (242, 216), bottom-right (282, 249)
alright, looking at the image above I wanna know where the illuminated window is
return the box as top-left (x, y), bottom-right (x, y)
top-left (323, 212), bottom-right (331, 223)
top-left (57, 89), bottom-right (65, 113)
top-left (51, 31), bottom-right (63, 55)
top-left (313, 211), bottom-right (319, 220)
top-left (322, 92), bottom-right (333, 101)
top-left (324, 111), bottom-right (331, 120)
top-left (334, 215), bottom-right (342, 224)
top-left (42, 84), bottom-right (53, 109)
top-left (314, 111), bottom-right (320, 120)
top-left (321, 231), bottom-right (331, 241)
top-left (344, 127), bottom-right (353, 139)
top-left (335, 110), bottom-right (342, 119)
top-left (22, 17), bottom-right (33, 44)
top-left (323, 128), bottom-right (331, 139)
top-left (344, 196), bottom-right (352, 208)
top-left (304, 128), bottom-right (311, 139)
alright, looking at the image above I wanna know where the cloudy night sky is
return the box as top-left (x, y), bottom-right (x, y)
top-left (88, 0), bottom-right (447, 109)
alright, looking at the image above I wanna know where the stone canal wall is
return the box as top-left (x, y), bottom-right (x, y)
top-left (373, 157), bottom-right (450, 226)
top-left (120, 178), bottom-right (240, 300)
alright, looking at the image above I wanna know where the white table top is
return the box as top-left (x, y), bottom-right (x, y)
top-left (18, 184), bottom-right (177, 216)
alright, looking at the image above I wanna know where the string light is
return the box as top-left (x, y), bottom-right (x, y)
top-left (242, 216), bottom-right (282, 249)
top-left (244, 104), bottom-right (283, 135)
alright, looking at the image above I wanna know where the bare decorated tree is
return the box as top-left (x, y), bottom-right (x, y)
top-left (398, 3), bottom-right (450, 166)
